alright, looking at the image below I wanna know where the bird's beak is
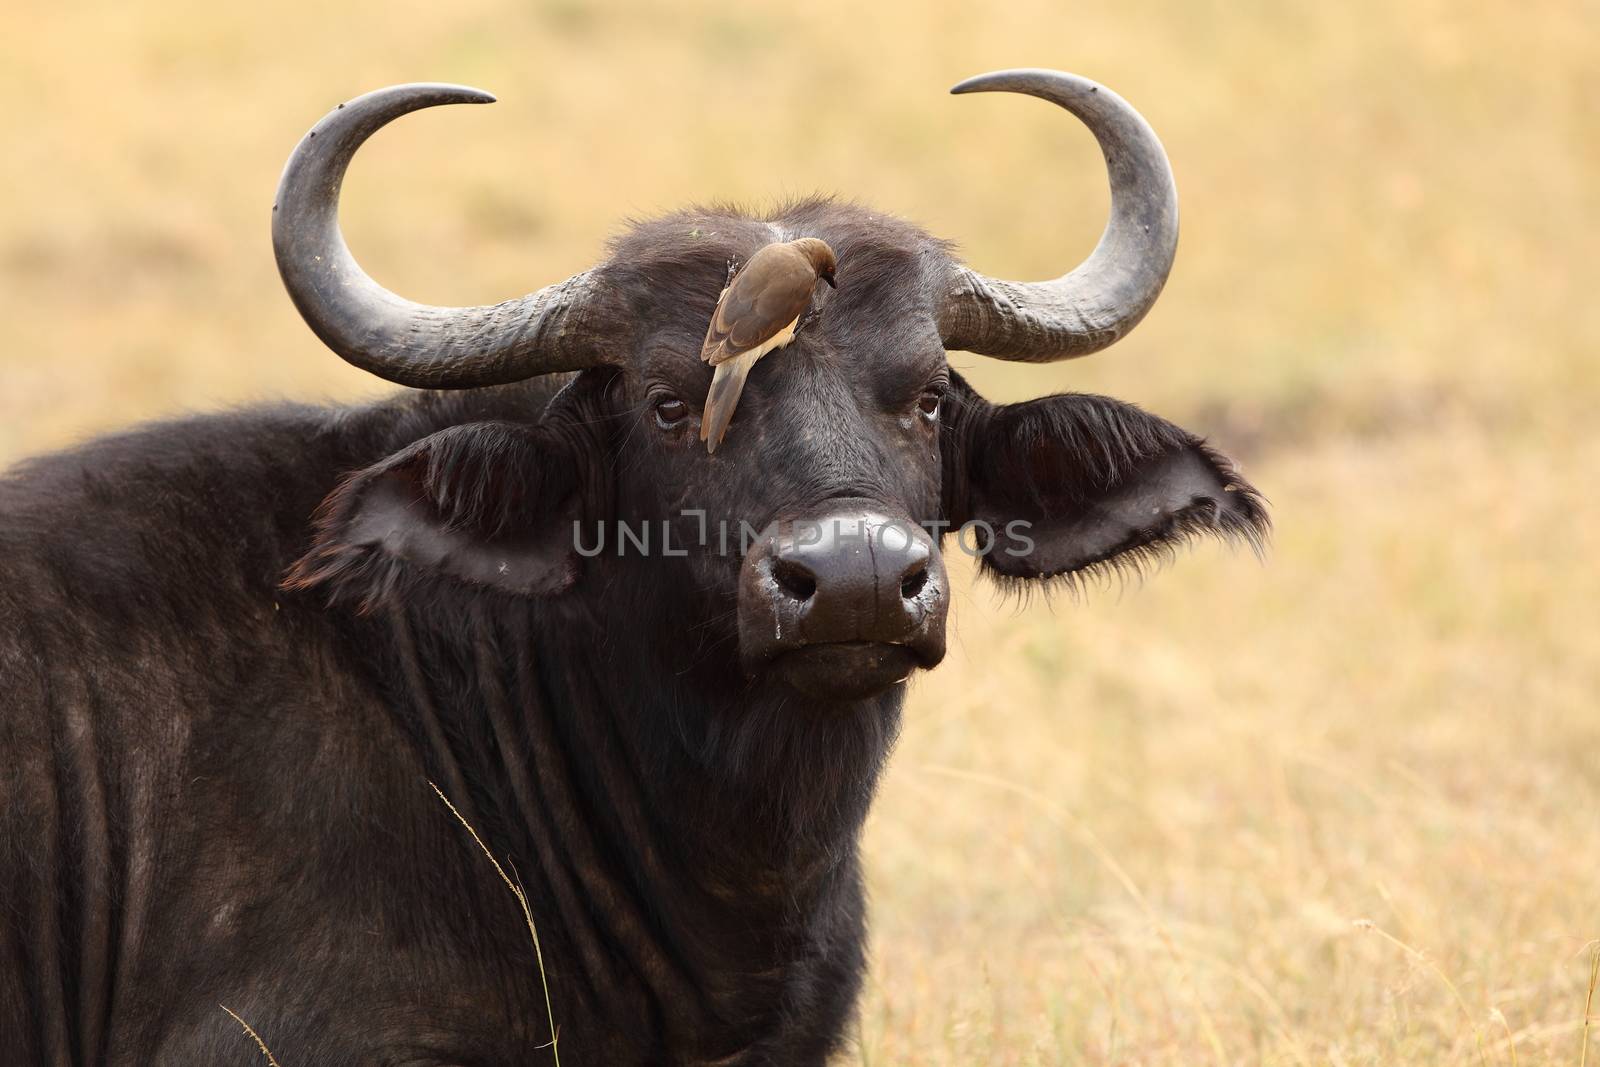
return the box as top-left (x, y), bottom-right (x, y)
top-left (823, 273), bottom-right (837, 289)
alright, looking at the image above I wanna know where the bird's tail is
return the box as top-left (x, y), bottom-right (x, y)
top-left (700, 356), bottom-right (754, 454)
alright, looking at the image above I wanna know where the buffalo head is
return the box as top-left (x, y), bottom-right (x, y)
top-left (279, 72), bottom-right (1267, 705)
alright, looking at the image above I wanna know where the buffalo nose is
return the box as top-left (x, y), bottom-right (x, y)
top-left (738, 506), bottom-right (949, 673)
top-left (766, 522), bottom-right (933, 622)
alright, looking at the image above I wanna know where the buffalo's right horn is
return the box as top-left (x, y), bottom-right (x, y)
top-left (938, 69), bottom-right (1180, 363)
top-left (273, 84), bottom-right (612, 389)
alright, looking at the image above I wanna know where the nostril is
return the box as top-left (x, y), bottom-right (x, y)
top-left (899, 563), bottom-right (930, 600)
top-left (771, 558), bottom-right (818, 603)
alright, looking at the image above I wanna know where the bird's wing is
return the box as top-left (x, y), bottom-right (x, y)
top-left (700, 247), bottom-right (818, 366)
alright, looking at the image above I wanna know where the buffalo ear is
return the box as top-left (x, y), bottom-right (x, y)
top-left (945, 378), bottom-right (1268, 587)
top-left (285, 421), bottom-right (586, 609)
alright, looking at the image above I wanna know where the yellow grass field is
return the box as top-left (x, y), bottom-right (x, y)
top-left (2, 1), bottom-right (1595, 1063)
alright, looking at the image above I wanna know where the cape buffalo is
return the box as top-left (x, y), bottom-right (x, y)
top-left (1, 70), bottom-right (1267, 1065)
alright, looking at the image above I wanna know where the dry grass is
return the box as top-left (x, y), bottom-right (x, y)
top-left (220, 1004), bottom-right (284, 1067)
top-left (3, 2), bottom-right (1595, 1063)
top-left (429, 782), bottom-right (562, 1064)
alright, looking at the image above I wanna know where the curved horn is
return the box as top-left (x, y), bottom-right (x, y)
top-left (939, 70), bottom-right (1179, 362)
top-left (273, 84), bottom-right (610, 389)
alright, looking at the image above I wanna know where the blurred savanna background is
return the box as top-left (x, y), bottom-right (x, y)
top-left (3, 0), bottom-right (1596, 1063)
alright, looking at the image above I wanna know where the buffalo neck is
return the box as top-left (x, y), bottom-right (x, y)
top-left (368, 585), bottom-right (902, 1031)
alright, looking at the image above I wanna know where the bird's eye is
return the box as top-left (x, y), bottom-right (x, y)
top-left (916, 391), bottom-right (942, 420)
top-left (654, 396), bottom-right (689, 429)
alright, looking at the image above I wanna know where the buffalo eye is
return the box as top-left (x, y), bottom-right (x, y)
top-left (915, 390), bottom-right (942, 421)
top-left (654, 396), bottom-right (689, 429)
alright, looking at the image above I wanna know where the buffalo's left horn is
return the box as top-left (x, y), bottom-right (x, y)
top-left (938, 69), bottom-right (1179, 362)
top-left (273, 84), bottom-right (611, 388)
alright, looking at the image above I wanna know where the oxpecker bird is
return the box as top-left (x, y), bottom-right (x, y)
top-left (700, 237), bottom-right (837, 452)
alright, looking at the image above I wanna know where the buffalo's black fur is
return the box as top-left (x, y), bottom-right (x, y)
top-left (1, 200), bottom-right (1266, 1065)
